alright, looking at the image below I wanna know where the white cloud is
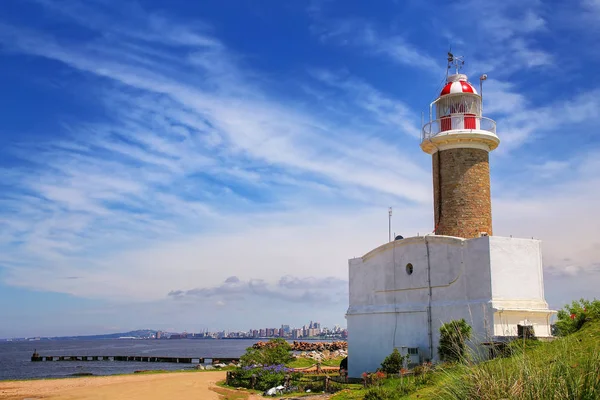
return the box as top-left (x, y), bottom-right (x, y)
top-left (169, 275), bottom-right (348, 304)
top-left (310, 19), bottom-right (440, 72)
top-left (0, 5), bottom-right (434, 306)
top-left (309, 69), bottom-right (421, 137)
top-left (582, 0), bottom-right (600, 14)
top-left (481, 79), bottom-right (527, 115)
top-left (495, 151), bottom-right (600, 277)
top-left (490, 88), bottom-right (600, 151)
top-left (529, 160), bottom-right (571, 179)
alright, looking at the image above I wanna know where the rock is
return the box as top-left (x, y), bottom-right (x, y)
top-left (195, 364), bottom-right (205, 370)
top-left (252, 341), bottom-right (347, 352)
top-left (265, 387), bottom-right (277, 396)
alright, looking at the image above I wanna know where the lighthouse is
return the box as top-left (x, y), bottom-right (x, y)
top-left (345, 55), bottom-right (555, 378)
top-left (421, 55), bottom-right (499, 238)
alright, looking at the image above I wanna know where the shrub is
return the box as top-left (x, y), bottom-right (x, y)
top-left (363, 371), bottom-right (386, 387)
top-left (239, 338), bottom-right (293, 367)
top-left (438, 319), bottom-right (472, 363)
top-left (555, 298), bottom-right (600, 336)
top-left (379, 348), bottom-right (407, 374)
top-left (228, 364), bottom-right (301, 391)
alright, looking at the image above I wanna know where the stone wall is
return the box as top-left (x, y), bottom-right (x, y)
top-left (432, 147), bottom-right (492, 238)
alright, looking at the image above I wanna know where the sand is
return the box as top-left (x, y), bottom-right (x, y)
top-left (0, 371), bottom-right (249, 400)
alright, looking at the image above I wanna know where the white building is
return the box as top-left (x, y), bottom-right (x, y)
top-left (346, 56), bottom-right (555, 377)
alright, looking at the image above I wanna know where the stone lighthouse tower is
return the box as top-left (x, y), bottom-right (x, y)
top-left (421, 56), bottom-right (499, 238)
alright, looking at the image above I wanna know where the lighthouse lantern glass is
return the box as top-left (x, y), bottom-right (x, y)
top-left (435, 95), bottom-right (481, 119)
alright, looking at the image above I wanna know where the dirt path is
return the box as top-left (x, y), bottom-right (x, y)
top-left (0, 371), bottom-right (227, 400)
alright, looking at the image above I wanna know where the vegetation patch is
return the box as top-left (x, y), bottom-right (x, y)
top-left (211, 386), bottom-right (250, 400)
top-left (435, 319), bottom-right (600, 400)
top-left (338, 299), bottom-right (600, 399)
top-left (438, 319), bottom-right (472, 363)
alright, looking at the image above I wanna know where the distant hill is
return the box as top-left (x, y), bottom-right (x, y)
top-left (49, 329), bottom-right (158, 340)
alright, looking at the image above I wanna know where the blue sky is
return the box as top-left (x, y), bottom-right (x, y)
top-left (1, 0), bottom-right (599, 338)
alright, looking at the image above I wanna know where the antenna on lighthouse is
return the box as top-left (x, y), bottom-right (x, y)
top-left (447, 51), bottom-right (465, 75)
top-left (388, 207), bottom-right (393, 243)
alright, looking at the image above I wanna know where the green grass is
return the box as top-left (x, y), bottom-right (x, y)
top-left (432, 321), bottom-right (600, 400)
top-left (330, 372), bottom-right (440, 400)
top-left (333, 320), bottom-right (600, 400)
top-left (287, 356), bottom-right (345, 369)
top-left (211, 386), bottom-right (251, 400)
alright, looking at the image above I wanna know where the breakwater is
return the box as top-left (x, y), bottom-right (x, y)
top-left (251, 341), bottom-right (347, 351)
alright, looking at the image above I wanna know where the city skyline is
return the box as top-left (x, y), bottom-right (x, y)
top-left (3, 320), bottom-right (348, 341)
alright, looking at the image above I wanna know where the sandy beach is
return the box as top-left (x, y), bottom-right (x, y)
top-left (0, 371), bottom-right (253, 400)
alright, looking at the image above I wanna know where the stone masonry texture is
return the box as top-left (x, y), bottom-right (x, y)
top-left (432, 148), bottom-right (492, 238)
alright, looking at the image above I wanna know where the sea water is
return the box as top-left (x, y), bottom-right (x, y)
top-left (0, 339), bottom-right (259, 380)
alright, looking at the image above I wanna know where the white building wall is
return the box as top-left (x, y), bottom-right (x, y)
top-left (347, 235), bottom-right (554, 377)
top-left (489, 237), bottom-right (547, 307)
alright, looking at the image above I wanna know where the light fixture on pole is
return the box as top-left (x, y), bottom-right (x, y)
top-left (479, 74), bottom-right (488, 113)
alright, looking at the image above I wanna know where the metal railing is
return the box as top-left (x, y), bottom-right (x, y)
top-left (421, 116), bottom-right (496, 142)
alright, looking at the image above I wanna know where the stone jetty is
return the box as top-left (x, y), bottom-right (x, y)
top-left (251, 341), bottom-right (347, 351)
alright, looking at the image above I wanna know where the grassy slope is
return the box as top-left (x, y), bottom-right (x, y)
top-left (415, 320), bottom-right (600, 399)
top-left (332, 320), bottom-right (600, 400)
top-left (287, 356), bottom-right (345, 369)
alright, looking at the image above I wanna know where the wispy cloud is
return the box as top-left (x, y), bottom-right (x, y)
top-left (309, 69), bottom-right (420, 137)
top-left (0, 1), bottom-right (434, 303)
top-left (495, 151), bottom-right (600, 278)
top-left (169, 275), bottom-right (348, 304)
top-left (310, 18), bottom-right (441, 72)
top-left (449, 0), bottom-right (552, 74)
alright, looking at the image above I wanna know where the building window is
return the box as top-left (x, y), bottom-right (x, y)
top-left (406, 263), bottom-right (413, 275)
top-left (408, 347), bottom-right (418, 355)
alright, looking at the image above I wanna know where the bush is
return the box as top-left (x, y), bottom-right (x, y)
top-left (555, 298), bottom-right (600, 336)
top-left (363, 371), bottom-right (386, 387)
top-left (239, 338), bottom-right (293, 367)
top-left (228, 364), bottom-right (301, 391)
top-left (379, 348), bottom-right (407, 374)
top-left (438, 319), bottom-right (472, 363)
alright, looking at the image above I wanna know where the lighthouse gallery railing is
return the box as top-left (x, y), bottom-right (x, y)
top-left (421, 116), bottom-right (496, 142)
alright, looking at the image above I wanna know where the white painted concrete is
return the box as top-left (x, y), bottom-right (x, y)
top-left (346, 235), bottom-right (555, 377)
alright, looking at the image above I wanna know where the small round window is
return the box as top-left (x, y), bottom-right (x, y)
top-left (406, 263), bottom-right (414, 275)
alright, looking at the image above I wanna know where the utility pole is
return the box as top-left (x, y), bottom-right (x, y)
top-left (388, 207), bottom-right (393, 242)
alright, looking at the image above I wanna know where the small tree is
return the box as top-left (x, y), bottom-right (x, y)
top-left (438, 319), bottom-right (472, 363)
top-left (555, 298), bottom-right (600, 336)
top-left (379, 348), bottom-right (408, 374)
top-left (240, 338), bottom-right (293, 367)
